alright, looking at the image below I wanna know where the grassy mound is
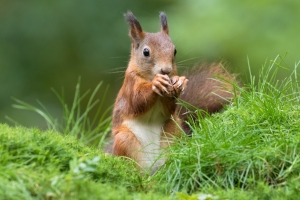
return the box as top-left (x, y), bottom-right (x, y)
top-left (2, 57), bottom-right (300, 199)
top-left (0, 124), bottom-right (169, 199)
top-left (153, 58), bottom-right (300, 199)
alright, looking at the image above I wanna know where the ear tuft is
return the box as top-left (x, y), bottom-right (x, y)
top-left (124, 11), bottom-right (144, 44)
top-left (159, 12), bottom-right (169, 35)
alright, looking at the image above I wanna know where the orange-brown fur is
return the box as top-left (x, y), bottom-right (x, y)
top-left (111, 12), bottom-right (238, 173)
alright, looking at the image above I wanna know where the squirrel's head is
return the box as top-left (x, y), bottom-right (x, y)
top-left (124, 11), bottom-right (177, 80)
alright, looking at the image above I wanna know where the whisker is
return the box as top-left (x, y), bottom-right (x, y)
top-left (179, 46), bottom-right (199, 57)
top-left (98, 66), bottom-right (128, 75)
top-left (106, 66), bottom-right (127, 71)
top-left (176, 65), bottom-right (189, 69)
top-left (110, 56), bottom-right (128, 59)
top-left (116, 75), bottom-right (125, 81)
top-left (106, 70), bottom-right (127, 74)
top-left (176, 57), bottom-right (198, 64)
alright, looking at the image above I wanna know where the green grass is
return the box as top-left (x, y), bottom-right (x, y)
top-left (153, 57), bottom-right (300, 199)
top-left (9, 78), bottom-right (112, 148)
top-left (0, 124), bottom-right (170, 199)
top-left (2, 57), bottom-right (300, 199)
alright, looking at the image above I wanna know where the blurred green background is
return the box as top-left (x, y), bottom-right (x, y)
top-left (0, 0), bottom-right (299, 128)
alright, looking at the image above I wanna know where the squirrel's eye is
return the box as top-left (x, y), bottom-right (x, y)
top-left (143, 48), bottom-right (150, 57)
top-left (174, 49), bottom-right (177, 56)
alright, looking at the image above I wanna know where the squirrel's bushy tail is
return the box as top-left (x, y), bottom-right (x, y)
top-left (177, 62), bottom-right (239, 133)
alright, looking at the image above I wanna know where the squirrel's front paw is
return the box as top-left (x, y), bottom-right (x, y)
top-left (170, 76), bottom-right (188, 97)
top-left (152, 74), bottom-right (172, 96)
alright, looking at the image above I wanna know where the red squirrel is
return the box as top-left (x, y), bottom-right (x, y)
top-left (112, 11), bottom-right (238, 173)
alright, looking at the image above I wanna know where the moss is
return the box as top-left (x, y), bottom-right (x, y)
top-left (0, 124), bottom-right (161, 200)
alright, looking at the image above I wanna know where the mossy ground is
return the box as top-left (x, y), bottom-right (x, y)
top-left (0, 124), bottom-right (168, 199)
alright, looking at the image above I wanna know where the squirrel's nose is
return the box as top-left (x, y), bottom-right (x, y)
top-left (161, 67), bottom-right (172, 75)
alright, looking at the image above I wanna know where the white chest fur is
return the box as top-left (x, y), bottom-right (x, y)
top-left (124, 100), bottom-right (168, 171)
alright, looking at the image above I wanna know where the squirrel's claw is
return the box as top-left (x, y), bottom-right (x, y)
top-left (152, 85), bottom-right (163, 96)
top-left (176, 80), bottom-right (182, 88)
top-left (170, 76), bottom-right (179, 85)
top-left (152, 74), bottom-right (188, 98)
top-left (152, 74), bottom-right (173, 96)
top-left (170, 76), bottom-right (188, 97)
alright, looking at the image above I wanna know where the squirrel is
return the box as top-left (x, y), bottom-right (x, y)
top-left (111, 11), bottom-right (238, 173)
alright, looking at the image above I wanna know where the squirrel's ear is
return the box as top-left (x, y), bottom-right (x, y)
top-left (159, 12), bottom-right (169, 35)
top-left (124, 11), bottom-right (145, 46)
